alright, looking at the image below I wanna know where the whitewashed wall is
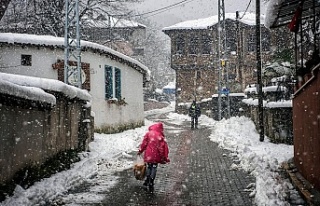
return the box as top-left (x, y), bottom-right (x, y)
top-left (0, 44), bottom-right (145, 130)
top-left (82, 52), bottom-right (144, 128)
top-left (0, 46), bottom-right (61, 79)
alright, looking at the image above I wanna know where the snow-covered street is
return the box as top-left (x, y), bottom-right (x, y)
top-left (0, 103), bottom-right (305, 206)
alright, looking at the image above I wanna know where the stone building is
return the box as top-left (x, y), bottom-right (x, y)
top-left (162, 12), bottom-right (283, 112)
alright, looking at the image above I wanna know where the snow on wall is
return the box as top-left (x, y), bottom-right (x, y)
top-left (0, 72), bottom-right (91, 105)
top-left (84, 51), bottom-right (145, 127)
top-left (0, 79), bottom-right (56, 105)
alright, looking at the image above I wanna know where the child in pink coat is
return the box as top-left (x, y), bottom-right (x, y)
top-left (137, 122), bottom-right (170, 192)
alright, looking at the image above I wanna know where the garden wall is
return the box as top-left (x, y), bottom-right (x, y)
top-left (0, 92), bottom-right (94, 185)
top-left (242, 104), bottom-right (293, 144)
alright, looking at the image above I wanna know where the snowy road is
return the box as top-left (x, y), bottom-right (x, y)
top-left (1, 103), bottom-right (304, 206)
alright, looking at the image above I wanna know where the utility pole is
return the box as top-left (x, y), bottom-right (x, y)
top-left (217, 0), bottom-right (230, 120)
top-left (108, 14), bottom-right (113, 49)
top-left (236, 11), bottom-right (243, 91)
top-left (256, 0), bottom-right (264, 141)
top-left (64, 0), bottom-right (82, 88)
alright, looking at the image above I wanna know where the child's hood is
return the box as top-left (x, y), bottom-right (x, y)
top-left (148, 122), bottom-right (164, 137)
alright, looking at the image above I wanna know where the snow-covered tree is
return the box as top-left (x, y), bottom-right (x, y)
top-left (134, 18), bottom-right (173, 89)
top-left (0, 0), bottom-right (142, 37)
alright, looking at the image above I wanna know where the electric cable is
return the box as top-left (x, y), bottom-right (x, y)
top-left (127, 0), bottom-right (196, 18)
top-left (239, 0), bottom-right (252, 19)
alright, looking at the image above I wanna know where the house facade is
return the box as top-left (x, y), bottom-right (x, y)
top-left (0, 33), bottom-right (150, 132)
top-left (163, 12), bottom-right (275, 112)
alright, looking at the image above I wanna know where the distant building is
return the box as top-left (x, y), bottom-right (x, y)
top-left (82, 15), bottom-right (147, 61)
top-left (162, 12), bottom-right (282, 112)
top-left (162, 82), bottom-right (176, 95)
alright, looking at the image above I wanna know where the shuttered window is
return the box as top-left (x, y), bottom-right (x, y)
top-left (115, 68), bottom-right (121, 99)
top-left (105, 66), bottom-right (122, 100)
top-left (105, 66), bottom-right (113, 99)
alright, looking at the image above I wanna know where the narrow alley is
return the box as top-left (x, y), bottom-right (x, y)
top-left (50, 112), bottom-right (255, 206)
top-left (101, 112), bottom-right (255, 205)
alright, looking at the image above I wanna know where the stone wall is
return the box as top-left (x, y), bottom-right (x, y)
top-left (174, 95), bottom-right (293, 144)
top-left (242, 104), bottom-right (293, 144)
top-left (0, 92), bottom-right (94, 185)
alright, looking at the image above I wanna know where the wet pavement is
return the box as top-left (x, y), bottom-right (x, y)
top-left (101, 113), bottom-right (256, 205)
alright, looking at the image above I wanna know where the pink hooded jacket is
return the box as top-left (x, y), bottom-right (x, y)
top-left (139, 122), bottom-right (170, 164)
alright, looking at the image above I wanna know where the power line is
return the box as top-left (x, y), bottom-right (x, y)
top-left (143, 0), bottom-right (196, 18)
top-left (129, 0), bottom-right (196, 18)
top-left (239, 0), bottom-right (252, 19)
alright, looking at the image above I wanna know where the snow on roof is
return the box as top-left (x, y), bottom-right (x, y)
top-left (264, 0), bottom-right (286, 29)
top-left (163, 82), bottom-right (175, 89)
top-left (0, 72), bottom-right (91, 105)
top-left (0, 33), bottom-right (150, 81)
top-left (84, 16), bottom-right (146, 28)
top-left (163, 12), bottom-right (265, 31)
top-left (265, 0), bottom-right (320, 29)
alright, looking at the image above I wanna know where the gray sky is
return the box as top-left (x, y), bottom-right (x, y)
top-left (131, 0), bottom-right (268, 28)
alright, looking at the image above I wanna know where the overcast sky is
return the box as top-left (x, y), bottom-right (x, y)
top-left (131, 0), bottom-right (268, 28)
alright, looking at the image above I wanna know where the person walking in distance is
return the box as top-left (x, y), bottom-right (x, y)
top-left (188, 100), bottom-right (201, 129)
top-left (137, 122), bottom-right (170, 192)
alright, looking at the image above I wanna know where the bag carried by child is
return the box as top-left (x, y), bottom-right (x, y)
top-left (133, 155), bottom-right (146, 180)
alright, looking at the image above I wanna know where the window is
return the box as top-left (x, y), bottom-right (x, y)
top-left (226, 32), bottom-right (236, 52)
top-left (133, 48), bottom-right (144, 56)
top-left (189, 36), bottom-right (198, 55)
top-left (105, 66), bottom-right (122, 100)
top-left (115, 68), bottom-right (121, 99)
top-left (105, 66), bottom-right (113, 99)
top-left (261, 32), bottom-right (270, 52)
top-left (175, 35), bottom-right (185, 54)
top-left (202, 35), bottom-right (212, 54)
top-left (21, 54), bottom-right (32, 66)
top-left (196, 70), bottom-right (201, 79)
top-left (247, 33), bottom-right (255, 52)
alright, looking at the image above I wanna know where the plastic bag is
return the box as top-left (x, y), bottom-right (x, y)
top-left (133, 155), bottom-right (146, 180)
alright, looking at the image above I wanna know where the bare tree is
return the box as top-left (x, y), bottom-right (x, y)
top-left (133, 18), bottom-right (173, 88)
top-left (0, 0), bottom-right (11, 21)
top-left (0, 0), bottom-right (142, 37)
